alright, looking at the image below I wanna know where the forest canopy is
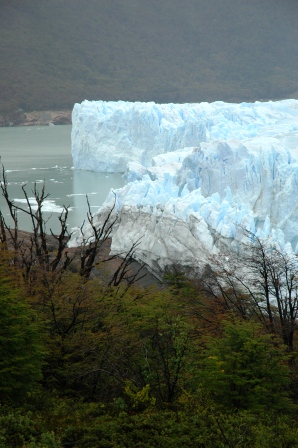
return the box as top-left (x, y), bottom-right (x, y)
top-left (1, 0), bottom-right (298, 113)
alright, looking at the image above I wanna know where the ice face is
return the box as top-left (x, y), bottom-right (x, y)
top-left (70, 99), bottom-right (298, 278)
top-left (72, 99), bottom-right (298, 173)
top-left (72, 101), bottom-right (208, 172)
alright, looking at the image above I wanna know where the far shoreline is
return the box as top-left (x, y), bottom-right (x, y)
top-left (0, 110), bottom-right (72, 127)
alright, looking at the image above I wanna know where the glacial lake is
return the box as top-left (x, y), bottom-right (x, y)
top-left (0, 125), bottom-right (125, 234)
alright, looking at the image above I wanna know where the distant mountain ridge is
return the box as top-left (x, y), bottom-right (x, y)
top-left (1, 0), bottom-right (298, 114)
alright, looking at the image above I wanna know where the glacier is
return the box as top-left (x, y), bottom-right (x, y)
top-left (70, 99), bottom-right (298, 278)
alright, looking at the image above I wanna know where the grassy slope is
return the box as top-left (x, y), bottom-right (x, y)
top-left (1, 0), bottom-right (298, 113)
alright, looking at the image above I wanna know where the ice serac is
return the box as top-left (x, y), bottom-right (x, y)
top-left (72, 100), bottom-right (210, 172)
top-left (70, 99), bottom-right (298, 278)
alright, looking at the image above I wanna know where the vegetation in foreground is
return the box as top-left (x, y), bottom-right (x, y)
top-left (1, 178), bottom-right (298, 446)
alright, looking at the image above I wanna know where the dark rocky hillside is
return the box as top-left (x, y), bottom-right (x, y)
top-left (1, 0), bottom-right (298, 116)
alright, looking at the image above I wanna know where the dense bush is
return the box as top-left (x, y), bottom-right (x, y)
top-left (1, 181), bottom-right (298, 446)
top-left (0, 274), bottom-right (44, 403)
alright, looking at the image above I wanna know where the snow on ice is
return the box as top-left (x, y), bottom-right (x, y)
top-left (70, 99), bottom-right (298, 277)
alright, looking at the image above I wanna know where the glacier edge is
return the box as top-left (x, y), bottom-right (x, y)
top-left (70, 99), bottom-right (298, 278)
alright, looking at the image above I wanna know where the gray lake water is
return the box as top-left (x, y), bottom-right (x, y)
top-left (0, 125), bottom-right (125, 233)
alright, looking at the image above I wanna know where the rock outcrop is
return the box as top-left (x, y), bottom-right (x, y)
top-left (0, 110), bottom-right (72, 127)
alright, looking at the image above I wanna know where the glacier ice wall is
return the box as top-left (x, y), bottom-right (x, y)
top-left (70, 99), bottom-right (298, 278)
top-left (72, 99), bottom-right (298, 173)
